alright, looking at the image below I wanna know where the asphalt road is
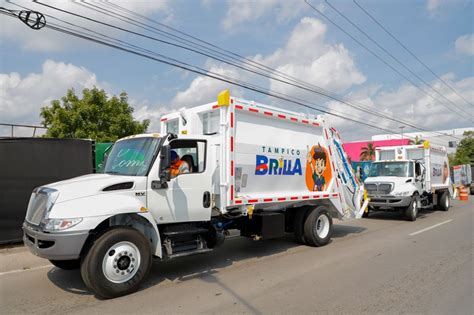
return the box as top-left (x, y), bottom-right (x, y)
top-left (1, 199), bottom-right (473, 314)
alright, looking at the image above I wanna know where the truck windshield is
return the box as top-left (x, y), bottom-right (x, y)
top-left (368, 161), bottom-right (414, 177)
top-left (104, 137), bottom-right (160, 176)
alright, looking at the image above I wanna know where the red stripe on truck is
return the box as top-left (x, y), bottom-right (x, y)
top-left (290, 117), bottom-right (298, 122)
top-left (235, 105), bottom-right (243, 110)
top-left (324, 129), bottom-right (329, 139)
top-left (235, 200), bottom-right (242, 204)
top-left (278, 114), bottom-right (286, 119)
top-left (230, 112), bottom-right (234, 128)
top-left (249, 108), bottom-right (259, 113)
top-left (312, 122), bottom-right (319, 126)
top-left (277, 197), bottom-right (287, 201)
top-left (212, 105), bottom-right (219, 109)
top-left (302, 120), bottom-right (309, 124)
top-left (302, 196), bottom-right (310, 199)
top-left (160, 118), bottom-right (167, 122)
top-left (263, 198), bottom-right (273, 202)
top-left (230, 136), bottom-right (234, 152)
top-left (231, 160), bottom-right (234, 176)
top-left (230, 186), bottom-right (234, 200)
top-left (323, 194), bottom-right (329, 198)
top-left (264, 111), bottom-right (273, 116)
top-left (290, 196), bottom-right (298, 200)
top-left (248, 199), bottom-right (259, 203)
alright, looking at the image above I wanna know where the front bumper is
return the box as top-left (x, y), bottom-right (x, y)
top-left (22, 222), bottom-right (89, 260)
top-left (368, 195), bottom-right (412, 208)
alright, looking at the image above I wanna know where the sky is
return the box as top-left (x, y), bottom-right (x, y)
top-left (0, 0), bottom-right (473, 141)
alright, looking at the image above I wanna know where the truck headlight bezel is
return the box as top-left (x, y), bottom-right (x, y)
top-left (43, 218), bottom-right (83, 231)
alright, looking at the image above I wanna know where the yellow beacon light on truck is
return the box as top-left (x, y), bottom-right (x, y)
top-left (423, 140), bottom-right (430, 149)
top-left (217, 89), bottom-right (230, 107)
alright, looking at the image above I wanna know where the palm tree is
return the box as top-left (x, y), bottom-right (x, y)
top-left (408, 135), bottom-right (424, 145)
top-left (360, 143), bottom-right (376, 161)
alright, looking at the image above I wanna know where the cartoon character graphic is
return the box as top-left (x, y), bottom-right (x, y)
top-left (442, 161), bottom-right (449, 184)
top-left (305, 144), bottom-right (331, 191)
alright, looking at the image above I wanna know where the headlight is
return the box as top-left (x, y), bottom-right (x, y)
top-left (393, 191), bottom-right (412, 196)
top-left (43, 218), bottom-right (83, 231)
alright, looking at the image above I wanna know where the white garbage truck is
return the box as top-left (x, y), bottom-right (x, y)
top-left (23, 90), bottom-right (366, 298)
top-left (364, 143), bottom-right (453, 221)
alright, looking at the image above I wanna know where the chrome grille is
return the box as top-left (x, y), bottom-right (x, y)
top-left (25, 190), bottom-right (48, 225)
top-left (365, 182), bottom-right (393, 195)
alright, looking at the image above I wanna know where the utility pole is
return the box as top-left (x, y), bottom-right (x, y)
top-left (399, 126), bottom-right (405, 145)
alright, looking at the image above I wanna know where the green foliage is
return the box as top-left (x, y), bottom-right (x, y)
top-left (41, 87), bottom-right (149, 142)
top-left (360, 142), bottom-right (376, 161)
top-left (451, 131), bottom-right (474, 166)
top-left (408, 135), bottom-right (424, 145)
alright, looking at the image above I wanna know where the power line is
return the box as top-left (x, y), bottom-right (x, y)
top-left (0, 5), bottom-right (458, 146)
top-left (353, 0), bottom-right (473, 108)
top-left (32, 0), bottom-right (463, 141)
top-left (0, 7), bottom-right (410, 137)
top-left (304, 0), bottom-right (474, 123)
top-left (325, 0), bottom-right (473, 118)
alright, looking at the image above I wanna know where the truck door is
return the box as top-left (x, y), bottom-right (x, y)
top-left (147, 139), bottom-right (213, 223)
top-left (414, 161), bottom-right (425, 193)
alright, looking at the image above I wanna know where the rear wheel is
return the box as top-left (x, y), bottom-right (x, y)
top-left (80, 227), bottom-right (152, 299)
top-left (303, 206), bottom-right (333, 247)
top-left (438, 191), bottom-right (450, 211)
top-left (49, 259), bottom-right (80, 270)
top-left (405, 196), bottom-right (418, 221)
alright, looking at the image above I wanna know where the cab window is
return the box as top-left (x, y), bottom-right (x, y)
top-left (170, 139), bottom-right (206, 174)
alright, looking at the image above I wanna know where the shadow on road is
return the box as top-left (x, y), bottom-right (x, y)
top-left (364, 208), bottom-right (438, 221)
top-left (46, 224), bottom-right (366, 303)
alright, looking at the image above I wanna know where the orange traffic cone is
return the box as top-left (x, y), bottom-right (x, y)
top-left (459, 186), bottom-right (468, 201)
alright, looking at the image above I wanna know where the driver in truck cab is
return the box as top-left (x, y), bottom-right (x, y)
top-left (170, 150), bottom-right (190, 178)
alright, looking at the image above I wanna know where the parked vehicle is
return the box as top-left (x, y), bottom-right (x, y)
top-left (364, 144), bottom-right (453, 221)
top-left (452, 164), bottom-right (473, 195)
top-left (23, 91), bottom-right (366, 298)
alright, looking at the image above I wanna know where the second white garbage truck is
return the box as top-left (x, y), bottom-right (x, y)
top-left (364, 143), bottom-right (453, 221)
top-left (23, 91), bottom-right (366, 298)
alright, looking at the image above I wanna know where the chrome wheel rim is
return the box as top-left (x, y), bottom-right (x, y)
top-left (102, 241), bottom-right (141, 283)
top-left (445, 196), bottom-right (449, 209)
top-left (412, 200), bottom-right (417, 216)
top-left (315, 214), bottom-right (330, 238)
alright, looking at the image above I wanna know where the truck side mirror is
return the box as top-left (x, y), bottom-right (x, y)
top-left (159, 145), bottom-right (172, 182)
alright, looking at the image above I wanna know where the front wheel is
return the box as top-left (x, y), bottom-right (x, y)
top-left (49, 259), bottom-right (80, 270)
top-left (303, 206), bottom-right (333, 247)
top-left (405, 196), bottom-right (418, 221)
top-left (80, 227), bottom-right (152, 299)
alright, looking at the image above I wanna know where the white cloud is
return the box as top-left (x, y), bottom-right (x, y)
top-left (0, 60), bottom-right (99, 129)
top-left (222, 0), bottom-right (307, 31)
top-left (171, 64), bottom-right (245, 107)
top-left (454, 34), bottom-right (474, 56)
top-left (256, 17), bottom-right (366, 98)
top-left (0, 0), bottom-right (172, 52)
top-left (426, 0), bottom-right (441, 14)
top-left (327, 75), bottom-right (474, 141)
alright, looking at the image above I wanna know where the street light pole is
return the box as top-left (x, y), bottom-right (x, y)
top-left (399, 126), bottom-right (405, 145)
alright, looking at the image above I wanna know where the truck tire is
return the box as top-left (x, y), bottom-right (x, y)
top-left (293, 207), bottom-right (309, 244)
top-left (303, 206), bottom-right (333, 247)
top-left (438, 191), bottom-right (450, 211)
top-left (362, 208), bottom-right (370, 218)
top-left (80, 227), bottom-right (152, 299)
top-left (405, 196), bottom-right (418, 221)
top-left (49, 259), bottom-right (80, 270)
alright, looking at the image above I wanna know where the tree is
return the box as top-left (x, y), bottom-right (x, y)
top-left (41, 87), bottom-right (149, 142)
top-left (451, 131), bottom-right (474, 166)
top-left (360, 142), bottom-right (376, 161)
top-left (408, 135), bottom-right (424, 145)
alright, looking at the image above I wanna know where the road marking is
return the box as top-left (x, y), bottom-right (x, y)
top-left (0, 264), bottom-right (52, 277)
top-left (409, 219), bottom-right (453, 236)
